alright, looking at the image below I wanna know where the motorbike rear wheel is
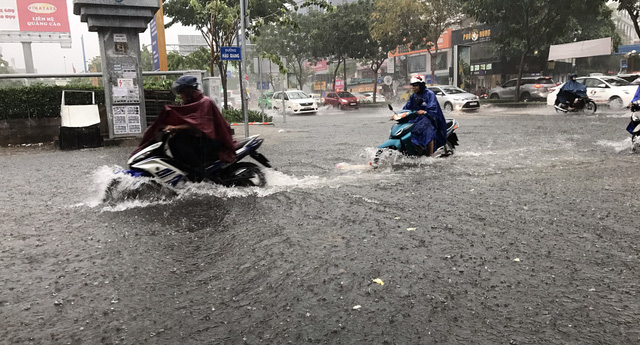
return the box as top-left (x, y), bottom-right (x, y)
top-left (223, 162), bottom-right (267, 187)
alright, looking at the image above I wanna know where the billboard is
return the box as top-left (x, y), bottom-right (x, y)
top-left (0, 0), bottom-right (70, 33)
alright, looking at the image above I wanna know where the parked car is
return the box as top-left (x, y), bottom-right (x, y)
top-left (258, 91), bottom-right (274, 109)
top-left (546, 76), bottom-right (637, 109)
top-left (272, 90), bottom-right (318, 114)
top-left (487, 76), bottom-right (555, 101)
top-left (353, 92), bottom-right (371, 104)
top-left (355, 92), bottom-right (386, 104)
top-left (309, 93), bottom-right (324, 106)
top-left (427, 85), bottom-right (480, 112)
top-left (324, 91), bottom-right (359, 110)
top-left (367, 92), bottom-right (386, 103)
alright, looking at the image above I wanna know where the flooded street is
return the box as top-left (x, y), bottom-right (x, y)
top-left (2, 105), bottom-right (640, 344)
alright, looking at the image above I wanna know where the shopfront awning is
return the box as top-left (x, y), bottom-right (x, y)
top-left (548, 37), bottom-right (612, 61)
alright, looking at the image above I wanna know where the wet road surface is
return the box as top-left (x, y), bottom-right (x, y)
top-left (1, 104), bottom-right (639, 344)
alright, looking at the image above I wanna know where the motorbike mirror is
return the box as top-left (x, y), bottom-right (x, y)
top-left (388, 104), bottom-right (394, 111)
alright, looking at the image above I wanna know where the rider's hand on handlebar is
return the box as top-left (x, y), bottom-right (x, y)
top-left (417, 110), bottom-right (426, 115)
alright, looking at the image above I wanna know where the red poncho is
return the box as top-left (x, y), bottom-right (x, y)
top-left (133, 92), bottom-right (236, 162)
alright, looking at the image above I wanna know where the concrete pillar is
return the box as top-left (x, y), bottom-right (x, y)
top-left (73, 0), bottom-right (159, 139)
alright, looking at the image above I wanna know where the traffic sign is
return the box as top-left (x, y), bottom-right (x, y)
top-left (221, 47), bottom-right (241, 61)
top-left (383, 76), bottom-right (393, 85)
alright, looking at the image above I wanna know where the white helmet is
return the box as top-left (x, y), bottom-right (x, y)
top-left (410, 74), bottom-right (426, 85)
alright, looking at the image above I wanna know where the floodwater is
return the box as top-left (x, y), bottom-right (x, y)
top-left (2, 104), bottom-right (640, 344)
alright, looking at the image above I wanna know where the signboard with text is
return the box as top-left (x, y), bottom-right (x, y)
top-left (221, 46), bottom-right (241, 61)
top-left (0, 0), bottom-right (69, 32)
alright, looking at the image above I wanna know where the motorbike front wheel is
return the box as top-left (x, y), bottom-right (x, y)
top-left (224, 162), bottom-right (267, 187)
top-left (584, 100), bottom-right (597, 114)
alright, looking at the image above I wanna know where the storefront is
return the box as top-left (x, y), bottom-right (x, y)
top-left (388, 29), bottom-right (453, 86)
top-left (451, 25), bottom-right (501, 92)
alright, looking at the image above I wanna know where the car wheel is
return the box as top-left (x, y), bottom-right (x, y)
top-left (608, 96), bottom-right (624, 110)
top-left (519, 93), bottom-right (531, 102)
top-left (443, 102), bottom-right (453, 112)
top-left (489, 94), bottom-right (499, 99)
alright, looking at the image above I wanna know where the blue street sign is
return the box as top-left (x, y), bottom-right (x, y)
top-left (257, 81), bottom-right (269, 90)
top-left (221, 47), bottom-right (242, 61)
top-left (226, 70), bottom-right (232, 79)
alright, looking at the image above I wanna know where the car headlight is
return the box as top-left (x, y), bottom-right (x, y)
top-left (340, 99), bottom-right (348, 103)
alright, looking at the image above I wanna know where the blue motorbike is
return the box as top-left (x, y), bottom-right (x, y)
top-left (372, 105), bottom-right (459, 168)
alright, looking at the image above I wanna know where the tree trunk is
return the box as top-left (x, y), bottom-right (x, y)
top-left (343, 57), bottom-right (347, 92)
top-left (218, 61), bottom-right (228, 109)
top-left (428, 47), bottom-right (438, 86)
top-left (515, 51), bottom-right (527, 102)
top-left (332, 59), bottom-right (342, 91)
top-left (372, 66), bottom-right (378, 103)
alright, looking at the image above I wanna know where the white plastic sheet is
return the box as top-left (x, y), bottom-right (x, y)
top-left (548, 37), bottom-right (612, 61)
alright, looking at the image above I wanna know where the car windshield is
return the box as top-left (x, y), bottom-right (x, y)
top-left (441, 87), bottom-right (466, 94)
top-left (286, 91), bottom-right (309, 99)
top-left (601, 77), bottom-right (630, 86)
top-left (338, 92), bottom-right (354, 97)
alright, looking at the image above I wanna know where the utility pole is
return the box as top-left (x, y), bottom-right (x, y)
top-left (239, 0), bottom-right (249, 137)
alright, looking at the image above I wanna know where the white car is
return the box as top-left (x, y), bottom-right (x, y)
top-left (272, 90), bottom-right (318, 115)
top-left (546, 76), bottom-right (637, 109)
top-left (427, 85), bottom-right (480, 112)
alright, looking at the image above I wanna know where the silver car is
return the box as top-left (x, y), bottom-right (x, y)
top-left (487, 76), bottom-right (555, 101)
top-left (428, 86), bottom-right (480, 112)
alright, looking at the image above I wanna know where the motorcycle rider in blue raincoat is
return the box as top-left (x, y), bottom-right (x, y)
top-left (403, 74), bottom-right (447, 157)
top-left (554, 73), bottom-right (587, 111)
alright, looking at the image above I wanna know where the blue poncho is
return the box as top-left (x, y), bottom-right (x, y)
top-left (560, 79), bottom-right (587, 97)
top-left (403, 88), bottom-right (447, 150)
top-left (632, 84), bottom-right (640, 103)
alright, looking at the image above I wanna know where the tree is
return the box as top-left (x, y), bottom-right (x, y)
top-left (164, 0), bottom-right (332, 109)
top-left (613, 0), bottom-right (640, 42)
top-left (462, 0), bottom-right (616, 101)
top-left (255, 11), bottom-right (321, 91)
top-left (371, 0), bottom-right (460, 85)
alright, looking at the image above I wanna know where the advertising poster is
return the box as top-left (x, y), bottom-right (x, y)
top-left (0, 0), bottom-right (70, 33)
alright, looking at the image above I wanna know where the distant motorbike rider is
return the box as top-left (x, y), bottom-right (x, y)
top-left (133, 75), bottom-right (236, 181)
top-left (554, 73), bottom-right (587, 111)
top-left (402, 74), bottom-right (447, 157)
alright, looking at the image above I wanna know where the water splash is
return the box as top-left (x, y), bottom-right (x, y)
top-left (596, 138), bottom-right (632, 152)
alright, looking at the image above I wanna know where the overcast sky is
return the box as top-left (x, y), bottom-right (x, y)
top-left (0, 0), bottom-right (199, 73)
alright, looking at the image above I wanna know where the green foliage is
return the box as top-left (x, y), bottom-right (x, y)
top-left (0, 85), bottom-right (104, 120)
top-left (221, 108), bottom-right (272, 123)
top-left (167, 47), bottom-right (212, 72)
top-left (143, 76), bottom-right (177, 90)
top-left (141, 44), bottom-right (155, 71)
top-left (164, 0), bottom-right (332, 108)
